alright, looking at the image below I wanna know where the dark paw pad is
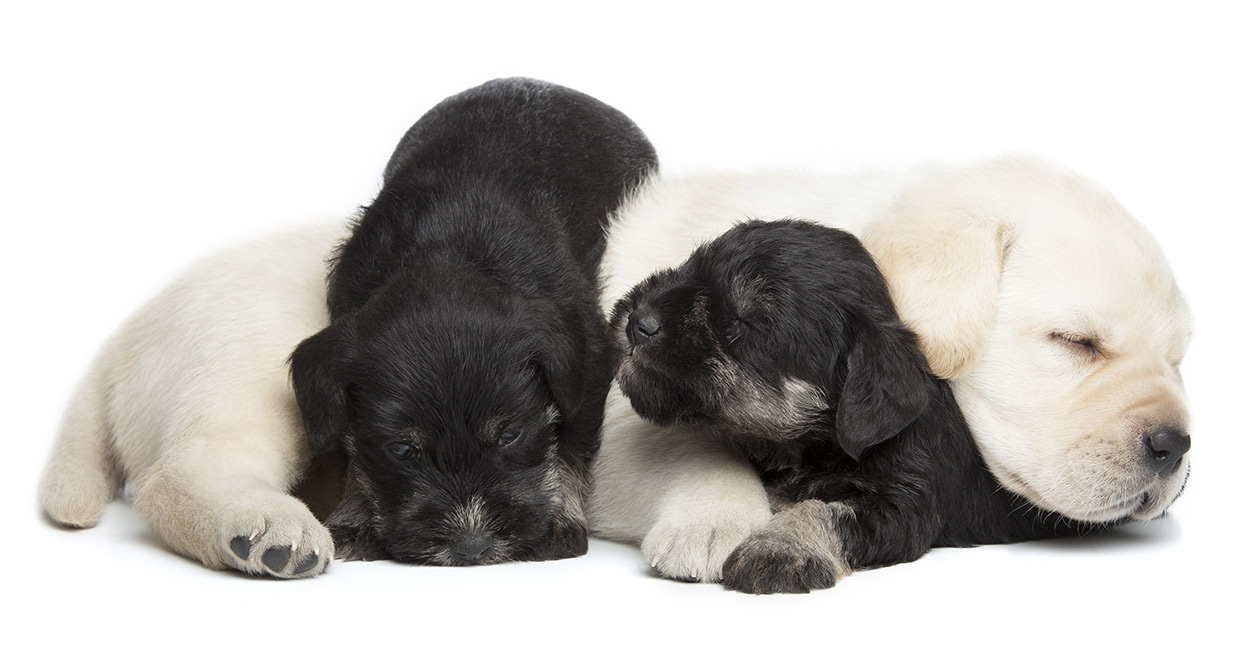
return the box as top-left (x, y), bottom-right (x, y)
top-left (261, 546), bottom-right (292, 572)
top-left (292, 554), bottom-right (319, 574)
top-left (721, 543), bottom-right (839, 594)
top-left (230, 536), bottom-right (252, 560)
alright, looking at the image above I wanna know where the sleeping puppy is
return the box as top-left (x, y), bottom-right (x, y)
top-left (39, 78), bottom-right (655, 577)
top-left (611, 219), bottom-right (1120, 593)
top-left (589, 157), bottom-right (1192, 582)
top-left (288, 78), bottom-right (657, 565)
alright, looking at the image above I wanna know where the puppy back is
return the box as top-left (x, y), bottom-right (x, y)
top-left (380, 77), bottom-right (658, 271)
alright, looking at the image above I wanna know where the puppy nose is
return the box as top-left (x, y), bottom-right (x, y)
top-left (1144, 427), bottom-right (1190, 476)
top-left (626, 309), bottom-right (662, 346)
top-left (449, 533), bottom-right (494, 563)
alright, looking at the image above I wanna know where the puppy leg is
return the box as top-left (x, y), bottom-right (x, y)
top-left (589, 392), bottom-right (771, 582)
top-left (530, 461), bottom-right (591, 561)
top-left (639, 453), bottom-right (771, 583)
top-left (130, 420), bottom-right (333, 579)
top-left (721, 500), bottom-right (851, 594)
top-left (39, 363), bottom-right (121, 528)
top-left (722, 482), bottom-right (937, 593)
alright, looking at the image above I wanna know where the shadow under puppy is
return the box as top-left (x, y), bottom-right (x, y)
top-left (290, 78), bottom-right (657, 565)
top-left (611, 219), bottom-right (1148, 594)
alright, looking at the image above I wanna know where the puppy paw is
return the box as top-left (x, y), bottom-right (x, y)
top-left (641, 516), bottom-right (759, 583)
top-left (721, 533), bottom-right (839, 594)
top-left (40, 478), bottom-right (111, 529)
top-left (720, 500), bottom-right (849, 594)
top-left (220, 496), bottom-right (335, 579)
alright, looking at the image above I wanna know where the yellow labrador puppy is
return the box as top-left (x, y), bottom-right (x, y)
top-left (39, 221), bottom-right (345, 578)
top-left (590, 156), bottom-right (1192, 582)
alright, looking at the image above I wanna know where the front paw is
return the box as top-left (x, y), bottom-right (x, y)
top-left (220, 495), bottom-right (334, 579)
top-left (720, 500), bottom-right (849, 594)
top-left (721, 532), bottom-right (839, 594)
top-left (528, 516), bottom-right (589, 562)
top-left (641, 516), bottom-right (759, 583)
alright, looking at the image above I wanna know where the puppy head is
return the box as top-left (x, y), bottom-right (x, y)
top-left (610, 219), bottom-right (930, 460)
top-left (863, 156), bottom-right (1192, 522)
top-left (290, 274), bottom-right (596, 564)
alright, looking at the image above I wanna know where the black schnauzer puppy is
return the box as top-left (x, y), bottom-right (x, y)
top-left (611, 219), bottom-right (1099, 593)
top-left (290, 78), bottom-right (657, 565)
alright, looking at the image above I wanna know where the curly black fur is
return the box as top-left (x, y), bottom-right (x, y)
top-left (290, 78), bottom-right (657, 565)
top-left (612, 220), bottom-right (1112, 593)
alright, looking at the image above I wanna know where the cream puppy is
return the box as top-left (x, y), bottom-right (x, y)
top-left (589, 156), bottom-right (1192, 581)
top-left (39, 221), bottom-right (345, 578)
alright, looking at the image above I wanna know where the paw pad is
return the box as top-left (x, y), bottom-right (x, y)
top-left (293, 554), bottom-right (320, 574)
top-left (261, 546), bottom-right (291, 572)
top-left (229, 536), bottom-right (252, 559)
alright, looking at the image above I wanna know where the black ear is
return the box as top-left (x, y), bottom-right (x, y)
top-left (834, 319), bottom-right (931, 460)
top-left (529, 300), bottom-right (609, 468)
top-left (529, 300), bottom-right (596, 422)
top-left (289, 319), bottom-right (356, 454)
top-left (535, 325), bottom-right (588, 423)
top-left (324, 463), bottom-right (384, 561)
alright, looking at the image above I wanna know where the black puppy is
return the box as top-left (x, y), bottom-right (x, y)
top-left (290, 78), bottom-right (656, 565)
top-left (611, 219), bottom-right (1101, 593)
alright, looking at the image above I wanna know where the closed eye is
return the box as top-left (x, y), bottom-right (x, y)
top-left (1050, 331), bottom-right (1100, 361)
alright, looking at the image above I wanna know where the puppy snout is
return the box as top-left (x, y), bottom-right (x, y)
top-left (626, 309), bottom-right (662, 347)
top-left (1144, 426), bottom-right (1190, 476)
top-left (449, 533), bottom-right (495, 563)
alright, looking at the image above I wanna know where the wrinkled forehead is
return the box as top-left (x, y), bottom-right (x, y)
top-left (999, 209), bottom-right (1193, 354)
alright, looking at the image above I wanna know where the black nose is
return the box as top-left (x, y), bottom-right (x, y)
top-left (1145, 427), bottom-right (1190, 476)
top-left (626, 309), bottom-right (662, 346)
top-left (449, 533), bottom-right (494, 563)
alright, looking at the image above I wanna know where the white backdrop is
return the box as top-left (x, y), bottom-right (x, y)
top-left (3, 2), bottom-right (1245, 647)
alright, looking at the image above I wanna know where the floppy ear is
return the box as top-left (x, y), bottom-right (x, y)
top-left (535, 326), bottom-right (590, 425)
top-left (528, 300), bottom-right (608, 466)
top-left (861, 195), bottom-right (1011, 379)
top-left (289, 319), bottom-right (356, 454)
top-left (834, 320), bottom-right (931, 460)
top-left (529, 300), bottom-right (596, 423)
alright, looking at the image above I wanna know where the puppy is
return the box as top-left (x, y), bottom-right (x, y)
top-left (588, 157), bottom-right (1192, 582)
top-left (612, 219), bottom-right (1136, 593)
top-left (39, 78), bottom-right (656, 577)
top-left (39, 221), bottom-right (347, 578)
top-left (289, 78), bottom-right (657, 565)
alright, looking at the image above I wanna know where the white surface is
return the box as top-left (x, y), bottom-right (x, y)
top-left (2, 2), bottom-right (1244, 647)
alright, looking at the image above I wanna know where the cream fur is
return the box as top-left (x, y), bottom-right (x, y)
top-left (38, 220), bottom-right (348, 578)
top-left (588, 156), bottom-right (1193, 581)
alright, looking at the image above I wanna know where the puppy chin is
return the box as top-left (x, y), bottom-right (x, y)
top-left (988, 455), bottom-right (1187, 524)
top-left (615, 358), bottom-right (689, 426)
top-left (1129, 462), bottom-right (1189, 521)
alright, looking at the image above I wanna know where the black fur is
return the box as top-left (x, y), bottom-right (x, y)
top-left (290, 78), bottom-right (656, 565)
top-left (612, 220), bottom-right (1112, 593)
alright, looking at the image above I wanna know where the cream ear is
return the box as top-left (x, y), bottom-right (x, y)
top-left (861, 201), bottom-right (1011, 379)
